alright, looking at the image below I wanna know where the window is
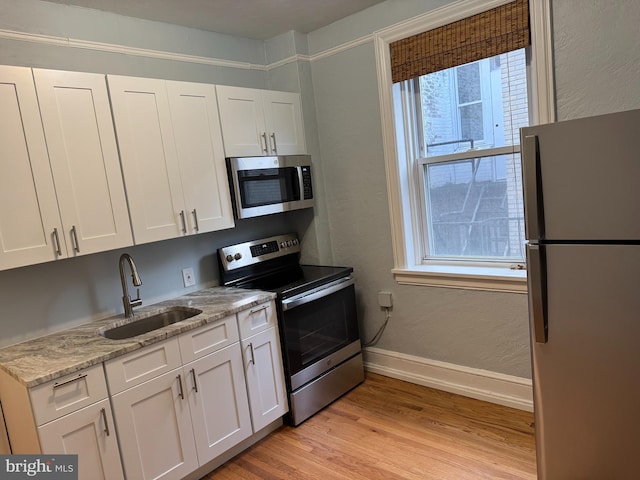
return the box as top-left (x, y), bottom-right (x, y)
top-left (415, 50), bottom-right (528, 264)
top-left (374, 0), bottom-right (554, 292)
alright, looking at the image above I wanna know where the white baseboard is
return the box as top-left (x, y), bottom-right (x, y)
top-left (363, 347), bottom-right (533, 412)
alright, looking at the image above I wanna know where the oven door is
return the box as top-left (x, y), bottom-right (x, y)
top-left (281, 277), bottom-right (361, 391)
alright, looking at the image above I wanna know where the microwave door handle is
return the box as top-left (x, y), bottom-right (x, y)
top-left (282, 278), bottom-right (355, 311)
top-left (297, 166), bottom-right (304, 200)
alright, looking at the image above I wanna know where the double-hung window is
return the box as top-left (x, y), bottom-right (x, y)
top-left (375, 0), bottom-right (553, 292)
top-left (417, 49), bottom-right (528, 262)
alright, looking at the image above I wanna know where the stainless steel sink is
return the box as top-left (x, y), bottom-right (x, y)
top-left (100, 306), bottom-right (202, 340)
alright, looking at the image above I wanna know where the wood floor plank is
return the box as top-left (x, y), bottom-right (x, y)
top-left (202, 372), bottom-right (536, 479)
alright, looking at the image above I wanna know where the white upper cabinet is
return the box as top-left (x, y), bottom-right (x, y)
top-left (109, 75), bottom-right (234, 245)
top-left (262, 90), bottom-right (307, 156)
top-left (33, 69), bottom-right (133, 256)
top-left (216, 85), bottom-right (306, 157)
top-left (166, 81), bottom-right (234, 234)
top-left (0, 66), bottom-right (132, 271)
top-left (0, 66), bottom-right (63, 270)
top-left (108, 75), bottom-right (186, 245)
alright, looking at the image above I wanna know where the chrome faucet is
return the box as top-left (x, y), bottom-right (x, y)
top-left (119, 253), bottom-right (142, 317)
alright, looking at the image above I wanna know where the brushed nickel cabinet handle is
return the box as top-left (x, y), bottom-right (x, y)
top-left (52, 373), bottom-right (87, 390)
top-left (100, 408), bottom-right (111, 436)
top-left (179, 210), bottom-right (187, 234)
top-left (248, 342), bottom-right (255, 365)
top-left (270, 132), bottom-right (278, 154)
top-left (70, 225), bottom-right (80, 253)
top-left (250, 305), bottom-right (269, 315)
top-left (52, 228), bottom-right (62, 256)
top-left (261, 132), bottom-right (268, 154)
top-left (177, 374), bottom-right (185, 400)
top-left (192, 209), bottom-right (199, 232)
top-left (190, 368), bottom-right (198, 393)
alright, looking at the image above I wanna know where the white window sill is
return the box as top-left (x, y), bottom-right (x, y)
top-left (391, 265), bottom-right (527, 293)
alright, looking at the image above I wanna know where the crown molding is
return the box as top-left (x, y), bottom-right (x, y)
top-left (0, 28), bottom-right (266, 71)
top-left (0, 26), bottom-right (379, 70)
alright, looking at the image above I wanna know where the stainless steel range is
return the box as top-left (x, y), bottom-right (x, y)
top-left (218, 233), bottom-right (364, 425)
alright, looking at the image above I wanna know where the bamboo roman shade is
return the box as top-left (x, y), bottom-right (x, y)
top-left (390, 0), bottom-right (530, 83)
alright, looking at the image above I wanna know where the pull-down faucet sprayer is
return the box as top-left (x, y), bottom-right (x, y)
top-left (119, 253), bottom-right (142, 318)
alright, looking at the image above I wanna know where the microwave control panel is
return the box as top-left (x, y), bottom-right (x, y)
top-left (301, 166), bottom-right (313, 200)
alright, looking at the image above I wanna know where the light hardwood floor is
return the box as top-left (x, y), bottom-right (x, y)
top-left (203, 372), bottom-right (537, 479)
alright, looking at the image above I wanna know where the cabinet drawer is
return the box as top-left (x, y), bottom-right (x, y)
top-left (29, 364), bottom-right (108, 426)
top-left (237, 301), bottom-right (277, 339)
top-left (105, 338), bottom-right (181, 394)
top-left (178, 315), bottom-right (239, 364)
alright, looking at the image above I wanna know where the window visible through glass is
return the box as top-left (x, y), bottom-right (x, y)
top-left (415, 49), bottom-right (529, 263)
top-left (424, 154), bottom-right (525, 260)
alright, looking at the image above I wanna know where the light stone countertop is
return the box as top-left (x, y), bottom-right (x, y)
top-left (0, 287), bottom-right (276, 388)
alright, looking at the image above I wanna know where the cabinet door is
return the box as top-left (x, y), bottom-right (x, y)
top-left (34, 69), bottom-right (133, 255)
top-left (262, 90), bottom-right (306, 155)
top-left (0, 66), bottom-right (64, 269)
top-left (108, 75), bottom-right (186, 245)
top-left (216, 85), bottom-right (267, 157)
top-left (38, 399), bottom-right (124, 480)
top-left (111, 368), bottom-right (197, 480)
top-left (186, 343), bottom-right (252, 464)
top-left (166, 81), bottom-right (234, 233)
top-left (241, 327), bottom-right (288, 432)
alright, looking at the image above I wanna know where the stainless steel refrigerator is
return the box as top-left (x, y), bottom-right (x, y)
top-left (521, 108), bottom-right (640, 479)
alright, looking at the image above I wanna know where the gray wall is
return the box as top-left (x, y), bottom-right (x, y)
top-left (304, 0), bottom-right (640, 379)
top-left (552, 0), bottom-right (640, 121)
top-left (307, 10), bottom-right (531, 378)
top-left (2, 0), bottom-right (640, 381)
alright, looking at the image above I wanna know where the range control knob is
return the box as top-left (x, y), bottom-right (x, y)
top-left (292, 239), bottom-right (298, 245)
top-left (286, 240), bottom-right (292, 247)
top-left (225, 254), bottom-right (233, 262)
top-left (280, 242), bottom-right (286, 249)
top-left (234, 253), bottom-right (242, 260)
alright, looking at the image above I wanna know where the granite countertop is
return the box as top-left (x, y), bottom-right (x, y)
top-left (0, 287), bottom-right (276, 388)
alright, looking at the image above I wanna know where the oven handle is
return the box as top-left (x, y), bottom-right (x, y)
top-left (281, 277), bottom-right (355, 311)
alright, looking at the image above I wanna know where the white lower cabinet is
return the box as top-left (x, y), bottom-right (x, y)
top-left (110, 367), bottom-right (198, 480)
top-left (107, 305), bottom-right (283, 480)
top-left (0, 302), bottom-right (287, 480)
top-left (37, 399), bottom-right (124, 480)
top-left (241, 327), bottom-right (288, 432)
top-left (186, 343), bottom-right (252, 463)
top-left (0, 364), bottom-right (124, 480)
top-left (237, 302), bottom-right (288, 432)
top-left (112, 344), bottom-right (253, 480)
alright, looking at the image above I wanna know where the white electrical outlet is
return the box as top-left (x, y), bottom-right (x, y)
top-left (182, 268), bottom-right (195, 287)
top-left (378, 291), bottom-right (393, 308)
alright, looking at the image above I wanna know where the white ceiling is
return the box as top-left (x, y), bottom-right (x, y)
top-left (42, 0), bottom-right (388, 40)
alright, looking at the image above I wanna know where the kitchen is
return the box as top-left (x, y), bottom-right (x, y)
top-left (0, 0), bottom-right (639, 478)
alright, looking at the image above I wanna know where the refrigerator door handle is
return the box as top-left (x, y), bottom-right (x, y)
top-left (527, 244), bottom-right (548, 343)
top-left (523, 135), bottom-right (545, 240)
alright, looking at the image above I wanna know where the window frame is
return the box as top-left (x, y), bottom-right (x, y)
top-left (451, 59), bottom-right (494, 148)
top-left (374, 0), bottom-right (555, 293)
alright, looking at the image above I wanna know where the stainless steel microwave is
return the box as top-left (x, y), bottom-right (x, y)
top-left (227, 155), bottom-right (314, 219)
